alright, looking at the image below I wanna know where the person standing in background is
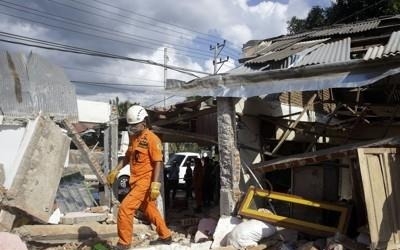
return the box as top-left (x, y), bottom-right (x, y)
top-left (184, 161), bottom-right (193, 200)
top-left (193, 158), bottom-right (204, 213)
top-left (168, 160), bottom-right (180, 202)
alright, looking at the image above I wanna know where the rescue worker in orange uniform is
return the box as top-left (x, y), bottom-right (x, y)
top-left (107, 105), bottom-right (172, 249)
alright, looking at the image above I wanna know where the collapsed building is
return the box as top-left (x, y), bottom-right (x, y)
top-left (164, 14), bottom-right (400, 249)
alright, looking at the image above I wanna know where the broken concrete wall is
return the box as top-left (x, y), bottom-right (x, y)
top-left (1, 116), bottom-right (70, 223)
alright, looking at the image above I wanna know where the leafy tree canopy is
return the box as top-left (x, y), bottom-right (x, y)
top-left (287, 0), bottom-right (400, 34)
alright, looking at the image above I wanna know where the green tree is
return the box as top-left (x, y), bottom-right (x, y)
top-left (113, 97), bottom-right (139, 117)
top-left (287, 0), bottom-right (400, 34)
top-left (305, 6), bottom-right (327, 29)
top-left (287, 16), bottom-right (307, 34)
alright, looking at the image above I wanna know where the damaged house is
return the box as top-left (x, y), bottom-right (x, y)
top-left (165, 15), bottom-right (400, 249)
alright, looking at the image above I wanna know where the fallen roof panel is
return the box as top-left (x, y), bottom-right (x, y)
top-left (0, 51), bottom-right (78, 122)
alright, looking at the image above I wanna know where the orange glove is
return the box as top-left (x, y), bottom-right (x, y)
top-left (150, 182), bottom-right (161, 200)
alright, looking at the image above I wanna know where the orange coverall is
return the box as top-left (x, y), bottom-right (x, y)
top-left (117, 128), bottom-right (171, 246)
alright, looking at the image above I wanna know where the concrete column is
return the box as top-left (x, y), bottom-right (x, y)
top-left (217, 97), bottom-right (241, 216)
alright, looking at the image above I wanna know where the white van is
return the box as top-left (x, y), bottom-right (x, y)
top-left (164, 152), bottom-right (200, 186)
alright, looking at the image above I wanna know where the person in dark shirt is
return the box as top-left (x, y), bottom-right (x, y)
top-left (184, 162), bottom-right (193, 200)
top-left (193, 158), bottom-right (204, 213)
top-left (168, 161), bottom-right (179, 201)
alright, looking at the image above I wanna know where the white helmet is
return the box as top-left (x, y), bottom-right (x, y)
top-left (126, 105), bottom-right (148, 124)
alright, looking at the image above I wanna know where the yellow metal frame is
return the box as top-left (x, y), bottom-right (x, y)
top-left (238, 186), bottom-right (349, 236)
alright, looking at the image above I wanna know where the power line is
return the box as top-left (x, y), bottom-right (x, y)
top-left (78, 0), bottom-right (241, 55)
top-left (63, 65), bottom-right (164, 84)
top-left (0, 31), bottom-right (211, 77)
top-left (145, 95), bottom-right (177, 108)
top-left (0, 0), bottom-right (229, 60)
top-left (0, 4), bottom-right (220, 61)
top-left (72, 80), bottom-right (178, 109)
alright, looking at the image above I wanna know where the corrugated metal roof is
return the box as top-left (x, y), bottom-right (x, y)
top-left (383, 30), bottom-right (400, 56)
top-left (364, 31), bottom-right (400, 60)
top-left (294, 37), bottom-right (351, 67)
top-left (0, 51), bottom-right (78, 121)
top-left (310, 20), bottom-right (380, 38)
top-left (56, 174), bottom-right (96, 213)
top-left (245, 38), bottom-right (329, 65)
top-left (254, 38), bottom-right (303, 57)
top-left (364, 45), bottom-right (385, 60)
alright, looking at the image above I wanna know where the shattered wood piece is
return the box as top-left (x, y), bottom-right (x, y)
top-left (271, 93), bottom-right (317, 155)
top-left (13, 224), bottom-right (151, 244)
top-left (62, 120), bottom-right (107, 185)
top-left (60, 211), bottom-right (108, 225)
top-left (334, 232), bottom-right (368, 250)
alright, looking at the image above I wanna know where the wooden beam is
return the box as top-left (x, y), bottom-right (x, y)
top-left (62, 120), bottom-right (107, 186)
top-left (306, 103), bottom-right (343, 152)
top-left (271, 93), bottom-right (317, 155)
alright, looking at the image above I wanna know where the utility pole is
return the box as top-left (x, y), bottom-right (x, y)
top-left (163, 47), bottom-right (169, 164)
top-left (210, 40), bottom-right (229, 74)
top-left (160, 47), bottom-right (169, 218)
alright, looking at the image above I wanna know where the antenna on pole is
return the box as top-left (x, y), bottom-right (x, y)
top-left (210, 40), bottom-right (229, 74)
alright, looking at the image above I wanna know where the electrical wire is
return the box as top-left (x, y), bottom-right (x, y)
top-left (0, 0), bottom-right (228, 60)
top-left (63, 65), bottom-right (164, 84)
top-left (0, 11), bottom-right (216, 62)
top-left (145, 95), bottom-right (177, 108)
top-left (0, 32), bottom-right (210, 77)
top-left (72, 0), bottom-right (240, 55)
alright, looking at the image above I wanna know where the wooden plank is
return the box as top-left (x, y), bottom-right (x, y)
top-left (357, 147), bottom-right (400, 249)
top-left (62, 120), bottom-right (107, 185)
